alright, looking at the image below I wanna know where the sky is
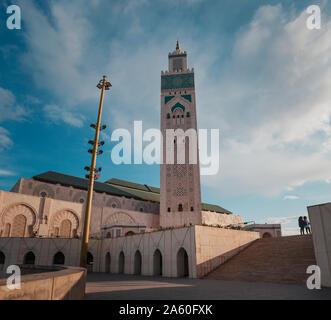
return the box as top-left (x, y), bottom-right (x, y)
top-left (0, 0), bottom-right (331, 235)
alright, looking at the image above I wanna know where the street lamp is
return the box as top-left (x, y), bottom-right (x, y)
top-left (79, 75), bottom-right (111, 268)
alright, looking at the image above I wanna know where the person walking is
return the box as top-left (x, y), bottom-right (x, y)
top-left (298, 216), bottom-right (305, 235)
top-left (303, 216), bottom-right (311, 234)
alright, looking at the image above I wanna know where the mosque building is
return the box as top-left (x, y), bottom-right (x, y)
top-left (0, 43), bottom-right (279, 277)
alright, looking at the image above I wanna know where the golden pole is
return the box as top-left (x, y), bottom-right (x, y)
top-left (80, 75), bottom-right (109, 268)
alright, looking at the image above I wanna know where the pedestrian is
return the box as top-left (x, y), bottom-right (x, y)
top-left (298, 216), bottom-right (305, 235)
top-left (303, 216), bottom-right (311, 234)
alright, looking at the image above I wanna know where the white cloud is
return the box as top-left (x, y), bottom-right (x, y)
top-left (16, 2), bottom-right (331, 197)
top-left (0, 169), bottom-right (16, 176)
top-left (199, 4), bottom-right (331, 196)
top-left (283, 195), bottom-right (299, 200)
top-left (0, 87), bottom-right (28, 122)
top-left (0, 127), bottom-right (13, 150)
top-left (20, 1), bottom-right (98, 107)
top-left (43, 105), bottom-right (85, 128)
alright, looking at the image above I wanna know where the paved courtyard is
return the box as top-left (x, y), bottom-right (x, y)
top-left (85, 273), bottom-right (331, 300)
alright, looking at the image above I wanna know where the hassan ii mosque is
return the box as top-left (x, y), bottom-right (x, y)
top-left (0, 43), bottom-right (282, 278)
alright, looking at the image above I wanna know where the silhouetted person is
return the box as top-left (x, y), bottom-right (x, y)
top-left (298, 216), bottom-right (305, 235)
top-left (303, 216), bottom-right (311, 234)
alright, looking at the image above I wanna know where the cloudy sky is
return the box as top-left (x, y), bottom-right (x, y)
top-left (1, 0), bottom-right (331, 235)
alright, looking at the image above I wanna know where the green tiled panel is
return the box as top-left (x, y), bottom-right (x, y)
top-left (161, 73), bottom-right (194, 90)
top-left (164, 96), bottom-right (175, 104)
top-left (171, 102), bottom-right (185, 113)
top-left (181, 94), bottom-right (192, 102)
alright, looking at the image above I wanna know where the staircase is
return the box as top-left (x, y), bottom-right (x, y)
top-left (205, 235), bottom-right (316, 285)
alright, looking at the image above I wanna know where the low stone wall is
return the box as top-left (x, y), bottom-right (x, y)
top-left (194, 226), bottom-right (260, 278)
top-left (0, 265), bottom-right (86, 300)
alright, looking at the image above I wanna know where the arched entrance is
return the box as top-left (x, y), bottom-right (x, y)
top-left (177, 248), bottom-right (189, 277)
top-left (24, 251), bottom-right (35, 265)
top-left (53, 251), bottom-right (65, 265)
top-left (0, 251), bottom-right (5, 271)
top-left (134, 250), bottom-right (142, 275)
top-left (87, 252), bottom-right (93, 273)
top-left (153, 249), bottom-right (162, 276)
top-left (105, 252), bottom-right (111, 273)
top-left (59, 219), bottom-right (71, 238)
top-left (2, 204), bottom-right (36, 238)
top-left (12, 214), bottom-right (27, 237)
top-left (262, 232), bottom-right (272, 238)
top-left (118, 251), bottom-right (125, 274)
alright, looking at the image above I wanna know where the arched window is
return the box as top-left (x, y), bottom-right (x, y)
top-left (53, 251), bottom-right (65, 265)
top-left (166, 113), bottom-right (170, 119)
top-left (24, 251), bottom-right (35, 265)
top-left (125, 231), bottom-right (134, 236)
top-left (190, 207), bottom-right (194, 211)
top-left (167, 207), bottom-right (171, 212)
top-left (178, 204), bottom-right (183, 212)
top-left (40, 192), bottom-right (47, 198)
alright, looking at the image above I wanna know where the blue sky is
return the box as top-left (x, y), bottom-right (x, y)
top-left (1, 0), bottom-right (331, 235)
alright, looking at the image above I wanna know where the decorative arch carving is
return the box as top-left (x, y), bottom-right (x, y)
top-left (49, 210), bottom-right (79, 238)
top-left (0, 203), bottom-right (37, 237)
top-left (106, 197), bottom-right (122, 209)
top-left (104, 212), bottom-right (136, 226)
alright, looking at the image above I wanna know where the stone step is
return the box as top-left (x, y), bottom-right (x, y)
top-left (205, 235), bottom-right (316, 285)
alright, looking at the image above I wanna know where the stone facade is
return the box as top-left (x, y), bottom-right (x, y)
top-left (0, 189), bottom-right (160, 239)
top-left (0, 226), bottom-right (259, 278)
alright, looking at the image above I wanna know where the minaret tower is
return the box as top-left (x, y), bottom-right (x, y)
top-left (160, 41), bottom-right (202, 228)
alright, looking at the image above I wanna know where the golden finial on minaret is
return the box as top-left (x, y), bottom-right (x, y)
top-left (176, 40), bottom-right (180, 51)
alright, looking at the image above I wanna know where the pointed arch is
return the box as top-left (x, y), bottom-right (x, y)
top-left (53, 251), bottom-right (65, 265)
top-left (118, 251), bottom-right (125, 274)
top-left (134, 250), bottom-right (142, 275)
top-left (24, 251), bottom-right (35, 265)
top-left (177, 247), bottom-right (189, 277)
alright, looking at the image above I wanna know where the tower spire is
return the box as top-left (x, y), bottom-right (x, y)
top-left (176, 40), bottom-right (180, 51)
